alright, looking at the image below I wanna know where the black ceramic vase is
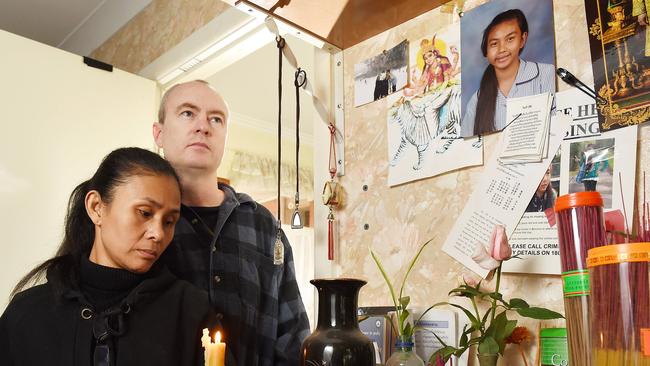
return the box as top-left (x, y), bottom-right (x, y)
top-left (300, 278), bottom-right (375, 366)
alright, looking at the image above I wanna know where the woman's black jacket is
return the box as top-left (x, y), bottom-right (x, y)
top-left (0, 265), bottom-right (221, 366)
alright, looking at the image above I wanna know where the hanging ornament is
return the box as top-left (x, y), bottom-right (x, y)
top-left (291, 68), bottom-right (307, 229)
top-left (274, 35), bottom-right (286, 265)
top-left (322, 123), bottom-right (341, 260)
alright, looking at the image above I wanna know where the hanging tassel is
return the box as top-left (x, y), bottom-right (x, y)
top-left (327, 210), bottom-right (335, 261)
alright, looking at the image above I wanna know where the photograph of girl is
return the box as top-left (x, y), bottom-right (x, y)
top-left (460, 0), bottom-right (557, 138)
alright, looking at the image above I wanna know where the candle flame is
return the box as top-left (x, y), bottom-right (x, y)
top-left (214, 331), bottom-right (221, 343)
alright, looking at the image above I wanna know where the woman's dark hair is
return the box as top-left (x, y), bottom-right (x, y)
top-left (543, 183), bottom-right (557, 211)
top-left (474, 9), bottom-right (529, 135)
top-left (11, 147), bottom-right (180, 298)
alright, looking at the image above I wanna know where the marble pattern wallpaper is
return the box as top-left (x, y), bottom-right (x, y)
top-left (337, 0), bottom-right (650, 364)
top-left (90, 0), bottom-right (230, 74)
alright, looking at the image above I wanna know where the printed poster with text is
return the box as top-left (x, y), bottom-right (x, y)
top-left (503, 88), bottom-right (637, 275)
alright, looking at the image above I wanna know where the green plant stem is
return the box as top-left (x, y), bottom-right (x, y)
top-left (471, 296), bottom-right (482, 332)
top-left (397, 306), bottom-right (403, 337)
top-left (490, 263), bottom-right (503, 326)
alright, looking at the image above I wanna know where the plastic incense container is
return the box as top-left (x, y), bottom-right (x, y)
top-left (540, 328), bottom-right (568, 366)
top-left (587, 243), bottom-right (650, 366)
top-left (554, 192), bottom-right (607, 366)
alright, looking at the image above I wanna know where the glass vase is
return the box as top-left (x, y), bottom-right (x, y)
top-left (385, 337), bottom-right (424, 366)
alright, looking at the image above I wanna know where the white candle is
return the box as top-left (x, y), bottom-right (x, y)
top-left (202, 328), bottom-right (226, 366)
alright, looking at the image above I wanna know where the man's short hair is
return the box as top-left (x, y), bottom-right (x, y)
top-left (157, 79), bottom-right (211, 123)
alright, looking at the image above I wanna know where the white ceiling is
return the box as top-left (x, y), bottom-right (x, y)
top-left (0, 0), bottom-right (151, 56)
top-left (206, 33), bottom-right (316, 138)
top-left (0, 0), bottom-right (317, 153)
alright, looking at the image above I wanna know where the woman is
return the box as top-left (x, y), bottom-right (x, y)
top-left (461, 8), bottom-right (556, 137)
top-left (0, 147), bottom-right (222, 365)
top-left (575, 144), bottom-right (609, 191)
top-left (526, 167), bottom-right (556, 212)
top-left (403, 37), bottom-right (454, 97)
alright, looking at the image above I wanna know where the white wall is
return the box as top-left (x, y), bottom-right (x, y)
top-left (0, 30), bottom-right (158, 309)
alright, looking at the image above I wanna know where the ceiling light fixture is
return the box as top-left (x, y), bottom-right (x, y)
top-left (157, 16), bottom-right (264, 84)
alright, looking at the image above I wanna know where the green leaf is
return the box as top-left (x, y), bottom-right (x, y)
top-left (454, 346), bottom-right (470, 358)
top-left (403, 322), bottom-right (413, 338)
top-left (487, 292), bottom-right (503, 301)
top-left (430, 330), bottom-right (450, 348)
top-left (399, 308), bottom-right (410, 326)
top-left (485, 311), bottom-right (506, 338)
top-left (485, 312), bottom-right (513, 355)
top-left (504, 320), bottom-right (517, 341)
top-left (485, 292), bottom-right (509, 308)
top-left (498, 320), bottom-right (518, 354)
top-left (399, 296), bottom-right (410, 308)
top-left (369, 248), bottom-right (398, 308)
top-left (459, 326), bottom-right (469, 348)
top-left (448, 285), bottom-right (482, 298)
top-left (516, 307), bottom-right (564, 320)
top-left (478, 336), bottom-right (500, 355)
top-left (398, 238), bottom-right (434, 303)
top-left (509, 298), bottom-right (530, 309)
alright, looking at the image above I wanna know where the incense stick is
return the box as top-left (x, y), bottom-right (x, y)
top-left (556, 197), bottom-right (607, 366)
top-left (590, 253), bottom-right (650, 365)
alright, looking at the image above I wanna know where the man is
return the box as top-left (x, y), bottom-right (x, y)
top-left (152, 80), bottom-right (310, 365)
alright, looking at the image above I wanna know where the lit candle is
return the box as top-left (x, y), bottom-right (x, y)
top-left (202, 328), bottom-right (226, 366)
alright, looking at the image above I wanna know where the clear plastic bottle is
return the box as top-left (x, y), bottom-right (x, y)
top-left (386, 338), bottom-right (424, 366)
top-left (554, 191), bottom-right (606, 366)
top-left (587, 243), bottom-right (650, 366)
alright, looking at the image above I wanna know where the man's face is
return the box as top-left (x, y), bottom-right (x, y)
top-left (485, 19), bottom-right (527, 71)
top-left (153, 82), bottom-right (229, 174)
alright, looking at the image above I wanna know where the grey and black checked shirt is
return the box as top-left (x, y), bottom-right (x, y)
top-left (161, 183), bottom-right (310, 366)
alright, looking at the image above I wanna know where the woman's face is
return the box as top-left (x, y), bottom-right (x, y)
top-left (87, 174), bottom-right (181, 273)
top-left (485, 19), bottom-right (527, 71)
top-left (538, 168), bottom-right (551, 194)
top-left (423, 50), bottom-right (435, 65)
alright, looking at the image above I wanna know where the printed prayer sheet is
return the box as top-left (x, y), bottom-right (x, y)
top-left (499, 93), bottom-right (552, 164)
top-left (442, 114), bottom-right (570, 277)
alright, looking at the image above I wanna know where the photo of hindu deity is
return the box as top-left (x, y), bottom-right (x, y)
top-left (402, 35), bottom-right (460, 98)
top-left (354, 40), bottom-right (409, 107)
top-left (386, 23), bottom-right (482, 187)
top-left (459, 0), bottom-right (557, 138)
top-left (584, 0), bottom-right (650, 131)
